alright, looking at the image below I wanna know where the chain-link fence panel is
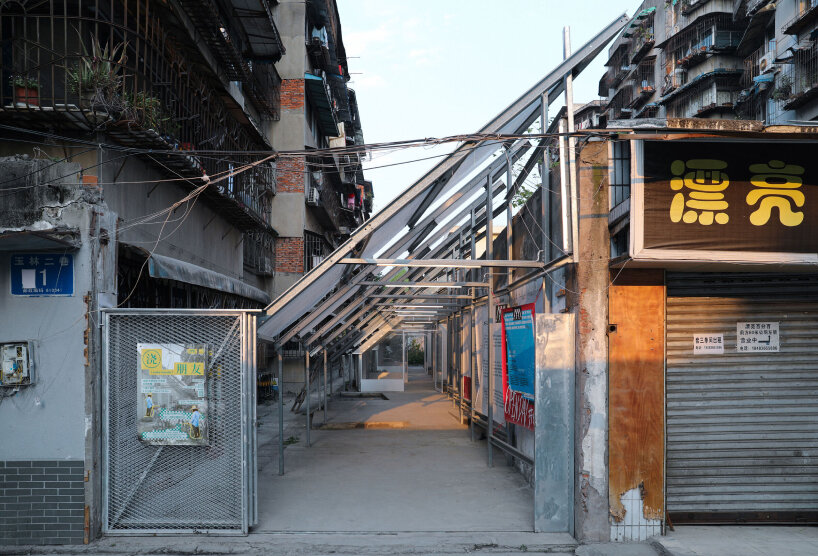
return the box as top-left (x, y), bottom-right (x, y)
top-left (102, 310), bottom-right (256, 534)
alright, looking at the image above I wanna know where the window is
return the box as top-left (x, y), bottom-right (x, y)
top-left (304, 230), bottom-right (327, 272)
top-left (610, 140), bottom-right (631, 209)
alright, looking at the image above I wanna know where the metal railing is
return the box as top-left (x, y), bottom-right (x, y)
top-left (784, 0), bottom-right (818, 35)
top-left (741, 42), bottom-right (775, 89)
top-left (785, 39), bottom-right (818, 109)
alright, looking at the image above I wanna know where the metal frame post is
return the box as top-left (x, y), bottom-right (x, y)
top-left (305, 349), bottom-right (311, 447)
top-left (278, 352), bottom-right (284, 475)
top-left (486, 173), bottom-right (495, 467)
top-left (323, 349), bottom-right (328, 422)
top-left (402, 330), bottom-right (407, 385)
top-left (506, 147), bottom-right (514, 285)
top-left (564, 26), bottom-right (580, 263)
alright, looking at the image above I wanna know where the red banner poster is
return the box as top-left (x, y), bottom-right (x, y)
top-left (500, 303), bottom-right (536, 430)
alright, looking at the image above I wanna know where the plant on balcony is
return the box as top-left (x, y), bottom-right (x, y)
top-left (10, 75), bottom-right (39, 106)
top-left (123, 91), bottom-right (177, 135)
top-left (67, 34), bottom-right (128, 111)
top-left (771, 75), bottom-right (793, 101)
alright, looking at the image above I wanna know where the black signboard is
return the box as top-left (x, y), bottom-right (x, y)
top-left (642, 141), bottom-right (818, 254)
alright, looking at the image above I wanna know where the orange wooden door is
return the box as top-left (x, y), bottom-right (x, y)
top-left (608, 271), bottom-right (665, 523)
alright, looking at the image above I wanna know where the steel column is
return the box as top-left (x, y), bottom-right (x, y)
top-left (305, 350), bottom-right (311, 448)
top-left (278, 352), bottom-right (284, 475)
top-left (486, 174), bottom-right (495, 467)
top-left (564, 26), bottom-right (580, 263)
top-left (323, 349), bottom-right (328, 423)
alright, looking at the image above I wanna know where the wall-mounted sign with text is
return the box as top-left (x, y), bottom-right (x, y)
top-left (632, 141), bottom-right (818, 265)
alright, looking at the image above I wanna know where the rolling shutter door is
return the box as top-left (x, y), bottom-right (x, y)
top-left (666, 273), bottom-right (818, 521)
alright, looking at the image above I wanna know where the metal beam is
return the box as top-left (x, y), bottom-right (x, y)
top-left (366, 294), bottom-right (474, 300)
top-left (339, 259), bottom-right (544, 269)
top-left (356, 281), bottom-right (488, 288)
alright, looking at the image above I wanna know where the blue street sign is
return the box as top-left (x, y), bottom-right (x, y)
top-left (10, 253), bottom-right (74, 297)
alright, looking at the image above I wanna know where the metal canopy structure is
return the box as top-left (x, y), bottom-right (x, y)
top-left (258, 15), bottom-right (628, 478)
top-left (258, 14), bottom-right (628, 348)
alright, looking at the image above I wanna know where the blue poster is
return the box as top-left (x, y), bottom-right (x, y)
top-left (502, 305), bottom-right (536, 400)
top-left (10, 253), bottom-right (74, 297)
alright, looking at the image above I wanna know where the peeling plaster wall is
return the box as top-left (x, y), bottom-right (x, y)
top-left (572, 141), bottom-right (611, 541)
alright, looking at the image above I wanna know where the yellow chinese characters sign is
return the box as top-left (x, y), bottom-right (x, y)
top-left (643, 141), bottom-right (816, 253)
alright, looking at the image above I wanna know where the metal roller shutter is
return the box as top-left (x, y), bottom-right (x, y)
top-left (666, 273), bottom-right (818, 522)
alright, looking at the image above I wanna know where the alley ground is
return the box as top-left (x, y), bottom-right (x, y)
top-left (257, 366), bottom-right (533, 532)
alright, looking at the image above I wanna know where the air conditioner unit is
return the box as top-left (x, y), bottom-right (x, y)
top-left (759, 52), bottom-right (775, 74)
top-left (306, 187), bottom-right (320, 206)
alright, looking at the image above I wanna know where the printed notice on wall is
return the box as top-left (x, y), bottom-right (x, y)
top-left (737, 322), bottom-right (779, 352)
top-left (693, 334), bottom-right (724, 355)
top-left (137, 343), bottom-right (209, 446)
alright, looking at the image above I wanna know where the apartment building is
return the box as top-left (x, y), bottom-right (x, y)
top-left (0, 0), bottom-right (369, 545)
top-left (600, 0), bottom-right (818, 125)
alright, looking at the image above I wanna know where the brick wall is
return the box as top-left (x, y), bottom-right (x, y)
top-left (276, 237), bottom-right (304, 273)
top-left (280, 79), bottom-right (304, 110)
top-left (0, 460), bottom-right (85, 545)
top-left (276, 157), bottom-right (305, 193)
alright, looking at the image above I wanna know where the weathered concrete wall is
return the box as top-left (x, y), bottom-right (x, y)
top-left (100, 153), bottom-right (244, 280)
top-left (571, 140), bottom-right (611, 542)
top-left (0, 157), bottom-right (116, 545)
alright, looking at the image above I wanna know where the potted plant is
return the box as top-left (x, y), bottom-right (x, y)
top-left (124, 91), bottom-right (172, 133)
top-left (67, 34), bottom-right (128, 111)
top-left (10, 76), bottom-right (39, 106)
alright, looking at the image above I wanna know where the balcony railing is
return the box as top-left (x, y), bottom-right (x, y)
top-left (741, 42), bottom-right (776, 89)
top-left (784, 0), bottom-right (818, 35)
top-left (0, 1), bottom-right (274, 232)
top-left (784, 40), bottom-right (818, 109)
top-left (663, 14), bottom-right (743, 72)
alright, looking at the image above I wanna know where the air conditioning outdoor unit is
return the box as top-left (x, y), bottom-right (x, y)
top-left (759, 52), bottom-right (775, 73)
top-left (306, 187), bottom-right (320, 206)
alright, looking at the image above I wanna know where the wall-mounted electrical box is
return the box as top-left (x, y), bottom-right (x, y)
top-left (1, 342), bottom-right (33, 387)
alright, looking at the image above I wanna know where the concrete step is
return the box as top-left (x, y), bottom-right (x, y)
top-left (1, 531), bottom-right (578, 555)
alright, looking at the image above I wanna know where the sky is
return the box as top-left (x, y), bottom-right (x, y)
top-left (337, 0), bottom-right (638, 213)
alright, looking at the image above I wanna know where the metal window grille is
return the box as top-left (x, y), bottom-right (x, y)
top-left (243, 231), bottom-right (275, 277)
top-left (102, 310), bottom-right (257, 534)
top-left (304, 231), bottom-right (327, 272)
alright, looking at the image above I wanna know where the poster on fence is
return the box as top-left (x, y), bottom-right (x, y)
top-left (501, 304), bottom-right (536, 430)
top-left (137, 343), bottom-right (209, 446)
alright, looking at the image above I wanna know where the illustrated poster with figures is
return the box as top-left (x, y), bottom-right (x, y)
top-left (137, 343), bottom-right (209, 446)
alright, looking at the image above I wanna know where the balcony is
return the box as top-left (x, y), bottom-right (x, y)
top-left (625, 9), bottom-right (656, 64)
top-left (680, 0), bottom-right (714, 16)
top-left (0, 2), bottom-right (274, 232)
top-left (784, 40), bottom-right (818, 109)
top-left (740, 43), bottom-right (776, 90)
top-left (784, 0), bottom-right (818, 35)
top-left (304, 72), bottom-right (340, 137)
top-left (176, 0), bottom-right (283, 119)
top-left (606, 87), bottom-right (634, 121)
top-left (631, 60), bottom-right (656, 101)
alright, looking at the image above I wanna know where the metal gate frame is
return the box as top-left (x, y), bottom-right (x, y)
top-left (101, 309), bottom-right (258, 535)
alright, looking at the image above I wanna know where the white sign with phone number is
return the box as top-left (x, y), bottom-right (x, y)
top-left (737, 322), bottom-right (779, 352)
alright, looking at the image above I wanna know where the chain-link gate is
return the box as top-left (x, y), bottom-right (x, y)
top-left (102, 310), bottom-right (257, 534)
